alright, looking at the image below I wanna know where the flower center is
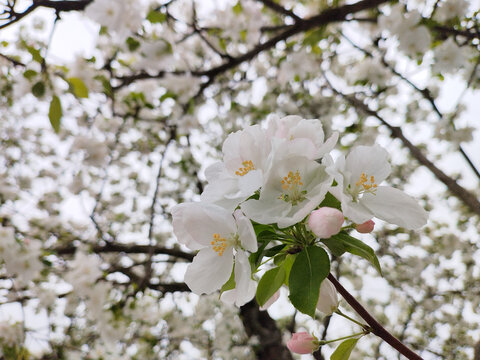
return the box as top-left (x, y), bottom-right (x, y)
top-left (350, 172), bottom-right (378, 200)
top-left (279, 170), bottom-right (307, 206)
top-left (235, 160), bottom-right (255, 176)
top-left (211, 233), bottom-right (238, 256)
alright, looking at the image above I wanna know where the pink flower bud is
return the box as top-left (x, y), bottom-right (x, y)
top-left (356, 219), bottom-right (375, 233)
top-left (308, 207), bottom-right (344, 239)
top-left (316, 279), bottom-right (339, 315)
top-left (287, 332), bottom-right (319, 354)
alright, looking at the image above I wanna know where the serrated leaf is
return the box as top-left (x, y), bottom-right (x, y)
top-left (48, 95), bottom-right (62, 133)
top-left (327, 232), bottom-right (382, 276)
top-left (146, 10), bottom-right (167, 23)
top-left (288, 246), bottom-right (330, 316)
top-left (330, 338), bottom-right (359, 360)
top-left (32, 81), bottom-right (45, 98)
top-left (256, 266), bottom-right (286, 306)
top-left (68, 77), bottom-right (89, 98)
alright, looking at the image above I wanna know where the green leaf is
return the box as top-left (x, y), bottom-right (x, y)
top-left (25, 44), bottom-right (43, 63)
top-left (303, 27), bottom-right (326, 47)
top-left (23, 69), bottom-right (37, 80)
top-left (330, 338), bottom-right (359, 360)
top-left (146, 10), bottom-right (167, 23)
top-left (263, 244), bottom-right (286, 257)
top-left (256, 266), bottom-right (286, 306)
top-left (321, 237), bottom-right (346, 257)
top-left (327, 232), bottom-right (382, 276)
top-left (48, 95), bottom-right (62, 133)
top-left (126, 36), bottom-right (141, 51)
top-left (233, 2), bottom-right (243, 15)
top-left (220, 267), bottom-right (235, 293)
top-left (68, 77), bottom-right (89, 98)
top-left (319, 192), bottom-right (341, 210)
top-left (288, 246), bottom-right (330, 317)
top-left (282, 254), bottom-right (296, 286)
top-left (32, 81), bottom-right (45, 98)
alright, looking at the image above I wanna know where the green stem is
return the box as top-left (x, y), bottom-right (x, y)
top-left (335, 308), bottom-right (369, 329)
top-left (317, 331), bottom-right (367, 345)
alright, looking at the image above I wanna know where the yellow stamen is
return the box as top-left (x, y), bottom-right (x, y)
top-left (235, 160), bottom-right (255, 176)
top-left (281, 170), bottom-right (303, 191)
top-left (355, 172), bottom-right (378, 193)
top-left (211, 233), bottom-right (227, 256)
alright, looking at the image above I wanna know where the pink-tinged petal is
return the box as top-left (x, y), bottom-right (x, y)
top-left (259, 290), bottom-right (280, 311)
top-left (185, 247), bottom-right (234, 295)
top-left (345, 145), bottom-right (391, 186)
top-left (356, 219), bottom-right (375, 233)
top-left (308, 207), bottom-right (344, 239)
top-left (171, 203), bottom-right (236, 249)
top-left (221, 250), bottom-right (256, 306)
top-left (287, 332), bottom-right (318, 354)
top-left (362, 186), bottom-right (428, 229)
top-left (233, 210), bottom-right (257, 252)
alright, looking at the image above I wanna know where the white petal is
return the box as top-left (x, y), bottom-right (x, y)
top-left (236, 169), bottom-right (263, 196)
top-left (362, 186), bottom-right (428, 229)
top-left (315, 132), bottom-right (339, 159)
top-left (234, 210), bottom-right (258, 252)
top-left (345, 145), bottom-right (391, 186)
top-left (241, 198), bottom-right (291, 226)
top-left (185, 247), bottom-right (234, 295)
top-left (172, 203), bottom-right (236, 249)
top-left (342, 198), bottom-right (374, 224)
top-left (221, 250), bottom-right (255, 306)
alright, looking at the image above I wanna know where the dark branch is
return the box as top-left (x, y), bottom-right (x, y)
top-left (52, 242), bottom-right (194, 261)
top-left (257, 0), bottom-right (302, 21)
top-left (323, 72), bottom-right (480, 217)
top-left (328, 274), bottom-right (423, 360)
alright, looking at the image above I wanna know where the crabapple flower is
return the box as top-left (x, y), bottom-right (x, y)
top-left (330, 145), bottom-right (428, 229)
top-left (201, 125), bottom-right (271, 211)
top-left (241, 154), bottom-right (332, 228)
top-left (308, 207), bottom-right (344, 239)
top-left (171, 203), bottom-right (257, 306)
top-left (266, 114), bottom-right (338, 159)
top-left (356, 219), bottom-right (375, 233)
top-left (316, 279), bottom-right (339, 315)
top-left (287, 332), bottom-right (319, 354)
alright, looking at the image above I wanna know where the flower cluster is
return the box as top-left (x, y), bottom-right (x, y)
top-left (171, 115), bottom-right (428, 312)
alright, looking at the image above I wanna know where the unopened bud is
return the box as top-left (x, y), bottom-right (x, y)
top-left (287, 332), bottom-right (319, 354)
top-left (308, 207), bottom-right (344, 239)
top-left (356, 219), bottom-right (375, 233)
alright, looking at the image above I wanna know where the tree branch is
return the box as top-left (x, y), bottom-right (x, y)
top-left (328, 274), bottom-right (423, 360)
top-left (240, 300), bottom-right (294, 360)
top-left (52, 242), bottom-right (194, 261)
top-left (257, 0), bottom-right (302, 21)
top-left (323, 72), bottom-right (480, 217)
